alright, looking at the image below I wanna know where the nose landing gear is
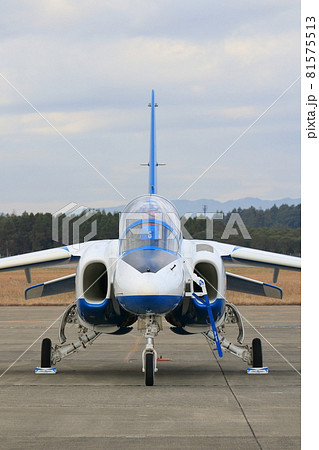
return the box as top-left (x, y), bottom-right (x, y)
top-left (138, 314), bottom-right (162, 386)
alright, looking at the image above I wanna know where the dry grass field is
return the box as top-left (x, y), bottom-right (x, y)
top-left (0, 266), bottom-right (300, 306)
top-left (0, 268), bottom-right (75, 306)
top-left (225, 266), bottom-right (300, 305)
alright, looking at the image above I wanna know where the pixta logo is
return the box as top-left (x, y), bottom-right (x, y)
top-left (181, 212), bottom-right (251, 240)
top-left (52, 202), bottom-right (98, 249)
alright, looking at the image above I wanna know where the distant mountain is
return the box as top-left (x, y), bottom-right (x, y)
top-left (102, 197), bottom-right (301, 216)
top-left (172, 197), bottom-right (301, 215)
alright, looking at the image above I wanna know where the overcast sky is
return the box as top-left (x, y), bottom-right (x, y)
top-left (0, 0), bottom-right (300, 214)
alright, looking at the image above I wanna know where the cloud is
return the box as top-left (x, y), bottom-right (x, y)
top-left (0, 0), bottom-right (300, 213)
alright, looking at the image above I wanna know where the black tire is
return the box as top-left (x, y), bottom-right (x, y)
top-left (145, 353), bottom-right (154, 386)
top-left (41, 338), bottom-right (52, 368)
top-left (252, 338), bottom-right (263, 368)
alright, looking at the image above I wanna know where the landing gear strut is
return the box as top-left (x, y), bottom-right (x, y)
top-left (138, 314), bottom-right (162, 386)
top-left (39, 303), bottom-right (101, 369)
top-left (203, 309), bottom-right (265, 370)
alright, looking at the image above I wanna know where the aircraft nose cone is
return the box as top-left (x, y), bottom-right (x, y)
top-left (114, 258), bottom-right (184, 314)
top-left (139, 276), bottom-right (159, 295)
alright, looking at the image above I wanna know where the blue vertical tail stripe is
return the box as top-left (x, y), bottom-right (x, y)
top-left (149, 89), bottom-right (158, 195)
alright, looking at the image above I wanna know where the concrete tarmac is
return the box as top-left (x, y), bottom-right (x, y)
top-left (0, 306), bottom-right (300, 449)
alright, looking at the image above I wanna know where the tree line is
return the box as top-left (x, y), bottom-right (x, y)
top-left (223, 204), bottom-right (300, 229)
top-left (0, 204), bottom-right (301, 257)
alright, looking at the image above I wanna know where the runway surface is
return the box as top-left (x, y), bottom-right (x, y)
top-left (0, 305), bottom-right (300, 449)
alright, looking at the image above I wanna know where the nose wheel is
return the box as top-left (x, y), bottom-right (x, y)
top-left (139, 315), bottom-right (162, 386)
top-left (142, 337), bottom-right (158, 386)
top-left (145, 352), bottom-right (155, 386)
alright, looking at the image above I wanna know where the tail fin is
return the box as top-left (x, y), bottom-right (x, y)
top-left (148, 89), bottom-right (158, 195)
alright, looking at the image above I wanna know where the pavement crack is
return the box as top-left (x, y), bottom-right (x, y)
top-left (211, 350), bottom-right (263, 450)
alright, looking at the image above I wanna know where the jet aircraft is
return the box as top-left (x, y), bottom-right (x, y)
top-left (0, 91), bottom-right (301, 385)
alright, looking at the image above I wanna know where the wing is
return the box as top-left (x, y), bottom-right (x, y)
top-left (0, 240), bottom-right (114, 299)
top-left (191, 240), bottom-right (300, 298)
top-left (226, 272), bottom-right (282, 299)
top-left (0, 241), bottom-right (110, 273)
top-left (0, 247), bottom-right (74, 272)
top-left (200, 241), bottom-right (301, 271)
top-left (25, 273), bottom-right (76, 299)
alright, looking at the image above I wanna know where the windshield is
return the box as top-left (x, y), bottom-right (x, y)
top-left (119, 195), bottom-right (182, 255)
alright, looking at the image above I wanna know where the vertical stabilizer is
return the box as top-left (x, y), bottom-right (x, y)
top-left (149, 90), bottom-right (158, 194)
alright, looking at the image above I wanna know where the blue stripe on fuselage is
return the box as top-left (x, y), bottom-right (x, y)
top-left (77, 297), bottom-right (110, 325)
top-left (191, 296), bottom-right (226, 324)
top-left (122, 246), bottom-right (178, 257)
top-left (117, 294), bottom-right (183, 315)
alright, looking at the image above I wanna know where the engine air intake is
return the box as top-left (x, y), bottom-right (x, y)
top-left (83, 262), bottom-right (108, 301)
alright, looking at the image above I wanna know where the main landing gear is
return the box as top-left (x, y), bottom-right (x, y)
top-left (203, 302), bottom-right (264, 369)
top-left (189, 273), bottom-right (266, 371)
top-left (38, 301), bottom-right (265, 380)
top-left (138, 314), bottom-right (162, 386)
top-left (39, 302), bottom-right (101, 370)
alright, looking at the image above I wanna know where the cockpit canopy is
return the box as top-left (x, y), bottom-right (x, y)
top-left (119, 195), bottom-right (182, 255)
